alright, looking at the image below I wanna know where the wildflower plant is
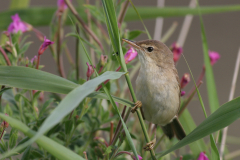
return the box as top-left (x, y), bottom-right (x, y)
top-left (0, 0), bottom-right (239, 160)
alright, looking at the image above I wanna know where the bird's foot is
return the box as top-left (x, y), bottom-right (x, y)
top-left (143, 138), bottom-right (156, 151)
top-left (131, 101), bottom-right (142, 113)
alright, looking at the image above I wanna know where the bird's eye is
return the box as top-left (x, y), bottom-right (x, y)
top-left (147, 47), bottom-right (153, 52)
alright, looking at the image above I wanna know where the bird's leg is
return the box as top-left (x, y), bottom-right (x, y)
top-left (131, 101), bottom-right (142, 113)
top-left (143, 124), bottom-right (157, 151)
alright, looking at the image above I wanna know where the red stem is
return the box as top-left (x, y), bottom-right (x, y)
top-left (0, 46), bottom-right (11, 66)
top-left (110, 105), bottom-right (126, 145)
top-left (0, 129), bottom-right (5, 140)
top-left (110, 121), bottom-right (114, 144)
top-left (36, 55), bottom-right (40, 69)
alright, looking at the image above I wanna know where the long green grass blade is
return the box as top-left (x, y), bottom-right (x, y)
top-left (182, 54), bottom-right (219, 158)
top-left (0, 66), bottom-right (78, 94)
top-left (1, 6), bottom-right (240, 30)
top-left (157, 96), bottom-right (240, 157)
top-left (0, 66), bottom-right (133, 107)
top-left (196, 1), bottom-right (220, 158)
top-left (101, 0), bottom-right (127, 71)
top-left (196, 2), bottom-right (220, 114)
top-left (0, 113), bottom-right (85, 160)
top-left (1, 71), bottom-right (126, 158)
top-left (179, 109), bottom-right (207, 157)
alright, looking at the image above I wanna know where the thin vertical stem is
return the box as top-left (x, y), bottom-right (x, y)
top-left (118, 1), bottom-right (130, 25)
top-left (177, 0), bottom-right (196, 47)
top-left (153, 0), bottom-right (164, 40)
top-left (76, 24), bottom-right (80, 81)
top-left (64, 0), bottom-right (104, 52)
top-left (57, 14), bottom-right (66, 78)
top-left (110, 105), bottom-right (126, 145)
top-left (220, 48), bottom-right (240, 160)
top-left (110, 121), bottom-right (114, 144)
top-left (0, 46), bottom-right (11, 66)
top-left (85, 0), bottom-right (96, 65)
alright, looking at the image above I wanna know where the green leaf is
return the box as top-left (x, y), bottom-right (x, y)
top-left (21, 146), bottom-right (31, 160)
top-left (3, 71), bottom-right (125, 158)
top-left (157, 97), bottom-right (240, 157)
top-left (0, 113), bottom-right (85, 160)
top-left (2, 6), bottom-right (240, 30)
top-left (197, 2), bottom-right (220, 114)
top-left (128, 30), bottom-right (145, 40)
top-left (179, 109), bottom-right (207, 156)
top-left (196, 1), bottom-right (220, 158)
top-left (9, 128), bottom-right (18, 149)
top-left (0, 66), bottom-right (78, 94)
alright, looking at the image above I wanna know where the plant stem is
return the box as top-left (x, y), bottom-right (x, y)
top-left (57, 14), bottom-right (66, 78)
top-left (110, 105), bottom-right (126, 145)
top-left (64, 0), bottom-right (104, 53)
top-left (178, 81), bottom-right (203, 116)
top-left (0, 46), bottom-right (11, 66)
top-left (76, 24), bottom-right (80, 81)
top-left (110, 121), bottom-right (114, 144)
top-left (220, 47), bottom-right (240, 160)
top-left (153, 0), bottom-right (164, 41)
top-left (177, 0), bottom-right (196, 47)
top-left (36, 55), bottom-right (40, 69)
top-left (118, 0), bottom-right (130, 25)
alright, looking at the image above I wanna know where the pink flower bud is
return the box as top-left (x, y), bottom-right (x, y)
top-left (3, 113), bottom-right (9, 129)
top-left (133, 155), bottom-right (143, 160)
top-left (31, 55), bottom-right (38, 65)
top-left (57, 0), bottom-right (71, 10)
top-left (197, 152), bottom-right (209, 160)
top-left (180, 73), bottom-right (190, 89)
top-left (38, 37), bottom-right (54, 55)
top-left (209, 51), bottom-right (220, 65)
top-left (86, 62), bottom-right (95, 80)
top-left (100, 55), bottom-right (108, 67)
top-left (170, 42), bottom-right (183, 63)
top-left (7, 14), bottom-right (29, 34)
top-left (124, 47), bottom-right (138, 64)
top-left (181, 91), bottom-right (186, 96)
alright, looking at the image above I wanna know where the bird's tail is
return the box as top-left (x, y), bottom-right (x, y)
top-left (161, 117), bottom-right (186, 140)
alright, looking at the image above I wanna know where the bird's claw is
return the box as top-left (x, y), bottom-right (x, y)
top-left (143, 138), bottom-right (156, 151)
top-left (131, 101), bottom-right (142, 113)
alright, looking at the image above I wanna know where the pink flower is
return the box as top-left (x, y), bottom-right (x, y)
top-left (170, 42), bottom-right (183, 63)
top-left (86, 62), bottom-right (95, 80)
top-left (181, 91), bottom-right (186, 96)
top-left (38, 37), bottom-right (54, 55)
top-left (7, 14), bottom-right (28, 34)
top-left (58, 0), bottom-right (71, 10)
top-left (209, 51), bottom-right (220, 65)
top-left (31, 55), bottom-right (38, 65)
top-left (133, 155), bottom-right (143, 160)
top-left (197, 152), bottom-right (209, 160)
top-left (124, 47), bottom-right (138, 64)
top-left (180, 73), bottom-right (190, 89)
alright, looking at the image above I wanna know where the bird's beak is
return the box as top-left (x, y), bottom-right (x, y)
top-left (122, 39), bottom-right (141, 50)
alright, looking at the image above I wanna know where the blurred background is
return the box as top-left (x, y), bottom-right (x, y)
top-left (1, 0), bottom-right (240, 159)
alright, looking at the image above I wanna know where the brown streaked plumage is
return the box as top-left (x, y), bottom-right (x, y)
top-left (123, 39), bottom-right (186, 150)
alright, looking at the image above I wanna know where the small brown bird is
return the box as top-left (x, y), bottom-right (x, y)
top-left (123, 39), bottom-right (186, 151)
